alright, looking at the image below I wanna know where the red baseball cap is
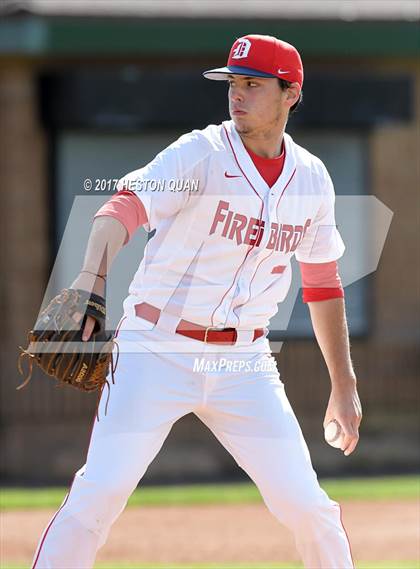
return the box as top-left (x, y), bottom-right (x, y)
top-left (203, 34), bottom-right (303, 88)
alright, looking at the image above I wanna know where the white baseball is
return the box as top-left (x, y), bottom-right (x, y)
top-left (324, 420), bottom-right (343, 449)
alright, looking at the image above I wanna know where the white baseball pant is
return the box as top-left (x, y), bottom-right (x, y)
top-left (31, 323), bottom-right (354, 569)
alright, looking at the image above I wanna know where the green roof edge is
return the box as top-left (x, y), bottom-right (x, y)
top-left (0, 17), bottom-right (419, 57)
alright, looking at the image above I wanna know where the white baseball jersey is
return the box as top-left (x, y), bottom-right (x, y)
top-left (118, 120), bottom-right (345, 330)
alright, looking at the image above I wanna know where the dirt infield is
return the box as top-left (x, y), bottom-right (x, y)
top-left (2, 500), bottom-right (418, 565)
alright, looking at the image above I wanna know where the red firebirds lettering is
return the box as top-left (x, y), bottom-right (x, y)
top-left (209, 200), bottom-right (311, 253)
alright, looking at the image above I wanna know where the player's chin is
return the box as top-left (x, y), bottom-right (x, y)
top-left (231, 115), bottom-right (252, 134)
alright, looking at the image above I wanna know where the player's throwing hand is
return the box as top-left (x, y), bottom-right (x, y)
top-left (323, 381), bottom-right (362, 456)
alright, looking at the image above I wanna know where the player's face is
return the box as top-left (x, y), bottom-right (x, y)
top-left (228, 75), bottom-right (296, 136)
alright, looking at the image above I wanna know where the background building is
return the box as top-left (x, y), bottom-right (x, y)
top-left (0, 0), bottom-right (419, 484)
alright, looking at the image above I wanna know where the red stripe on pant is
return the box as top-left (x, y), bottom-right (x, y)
top-left (32, 315), bottom-right (127, 566)
top-left (31, 480), bottom-right (73, 568)
top-left (338, 503), bottom-right (355, 569)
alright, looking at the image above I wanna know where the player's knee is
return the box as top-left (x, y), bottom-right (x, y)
top-left (266, 485), bottom-right (333, 528)
top-left (287, 489), bottom-right (338, 529)
top-left (62, 470), bottom-right (132, 536)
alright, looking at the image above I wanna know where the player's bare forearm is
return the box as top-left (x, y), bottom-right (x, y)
top-left (307, 298), bottom-right (354, 384)
top-left (80, 216), bottom-right (127, 279)
top-left (71, 216), bottom-right (127, 295)
top-left (69, 216), bottom-right (127, 340)
top-left (307, 298), bottom-right (362, 455)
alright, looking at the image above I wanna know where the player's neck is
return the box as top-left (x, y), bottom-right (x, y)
top-left (238, 126), bottom-right (285, 159)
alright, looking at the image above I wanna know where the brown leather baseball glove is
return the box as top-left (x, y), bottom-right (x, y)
top-left (17, 288), bottom-right (118, 418)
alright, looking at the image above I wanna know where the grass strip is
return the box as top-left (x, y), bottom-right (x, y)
top-left (1, 475), bottom-right (418, 511)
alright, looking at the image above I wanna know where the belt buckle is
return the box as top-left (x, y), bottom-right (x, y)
top-left (204, 326), bottom-right (223, 343)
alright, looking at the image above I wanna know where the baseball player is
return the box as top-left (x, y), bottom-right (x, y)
top-left (31, 35), bottom-right (362, 568)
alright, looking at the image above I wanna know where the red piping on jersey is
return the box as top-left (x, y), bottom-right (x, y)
top-left (210, 125), bottom-right (265, 327)
top-left (222, 125), bottom-right (265, 203)
top-left (233, 167), bottom-right (296, 318)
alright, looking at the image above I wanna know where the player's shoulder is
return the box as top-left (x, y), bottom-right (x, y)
top-left (286, 133), bottom-right (330, 184)
top-left (173, 123), bottom-right (225, 153)
top-left (143, 124), bottom-right (225, 178)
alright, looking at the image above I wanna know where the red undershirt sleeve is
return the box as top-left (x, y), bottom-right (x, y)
top-left (299, 260), bottom-right (344, 303)
top-left (93, 190), bottom-right (148, 245)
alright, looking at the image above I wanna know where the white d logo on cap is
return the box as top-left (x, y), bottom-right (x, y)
top-left (232, 38), bottom-right (251, 59)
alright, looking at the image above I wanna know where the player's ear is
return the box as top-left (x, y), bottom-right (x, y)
top-left (285, 82), bottom-right (301, 109)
